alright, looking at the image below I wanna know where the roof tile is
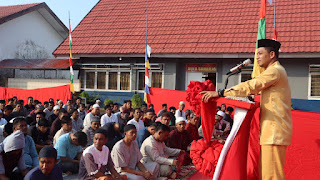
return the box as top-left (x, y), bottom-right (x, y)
top-left (54, 0), bottom-right (320, 56)
top-left (0, 3), bottom-right (41, 19)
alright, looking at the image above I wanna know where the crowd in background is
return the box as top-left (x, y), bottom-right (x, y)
top-left (0, 96), bottom-right (234, 180)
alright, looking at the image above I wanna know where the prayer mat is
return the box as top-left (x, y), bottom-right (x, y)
top-left (177, 165), bottom-right (198, 180)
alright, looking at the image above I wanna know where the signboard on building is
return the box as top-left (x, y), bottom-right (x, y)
top-left (186, 63), bottom-right (217, 72)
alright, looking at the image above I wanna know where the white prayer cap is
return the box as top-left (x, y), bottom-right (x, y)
top-left (96, 100), bottom-right (101, 103)
top-left (3, 130), bottom-right (25, 153)
top-left (217, 110), bottom-right (225, 118)
top-left (93, 104), bottom-right (100, 109)
top-left (179, 101), bottom-right (185, 105)
top-left (58, 100), bottom-right (63, 104)
top-left (176, 117), bottom-right (187, 124)
top-left (53, 105), bottom-right (60, 111)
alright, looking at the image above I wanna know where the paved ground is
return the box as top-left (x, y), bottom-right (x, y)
top-left (63, 174), bottom-right (78, 180)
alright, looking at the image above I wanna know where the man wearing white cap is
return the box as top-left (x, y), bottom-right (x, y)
top-left (0, 130), bottom-right (28, 179)
top-left (83, 104), bottom-right (100, 129)
top-left (214, 111), bottom-right (230, 138)
top-left (175, 101), bottom-right (186, 119)
top-left (57, 100), bottom-right (64, 109)
top-left (167, 117), bottom-right (193, 152)
top-left (95, 99), bottom-right (102, 107)
top-left (48, 105), bottom-right (60, 127)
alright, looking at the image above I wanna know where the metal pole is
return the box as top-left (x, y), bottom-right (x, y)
top-left (146, 0), bottom-right (148, 49)
top-left (274, 0), bottom-right (276, 30)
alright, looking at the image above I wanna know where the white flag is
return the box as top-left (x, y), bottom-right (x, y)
top-left (146, 44), bottom-right (151, 58)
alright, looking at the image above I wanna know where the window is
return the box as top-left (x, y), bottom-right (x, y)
top-left (120, 72), bottom-right (130, 90)
top-left (80, 71), bottom-right (85, 89)
top-left (138, 72), bottom-right (145, 90)
top-left (241, 74), bottom-right (252, 82)
top-left (310, 65), bottom-right (320, 98)
top-left (240, 65), bottom-right (253, 83)
top-left (138, 71), bottom-right (163, 90)
top-left (152, 72), bottom-right (162, 88)
top-left (85, 72), bottom-right (95, 89)
top-left (82, 63), bottom-right (163, 91)
top-left (108, 72), bottom-right (117, 90)
top-left (97, 72), bottom-right (106, 89)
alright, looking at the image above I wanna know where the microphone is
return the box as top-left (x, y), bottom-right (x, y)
top-left (226, 59), bottom-right (252, 75)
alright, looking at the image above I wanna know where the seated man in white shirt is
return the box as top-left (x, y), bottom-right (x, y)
top-left (140, 124), bottom-right (181, 179)
top-left (111, 124), bottom-right (153, 180)
top-left (127, 108), bottom-right (144, 132)
top-left (83, 104), bottom-right (100, 129)
top-left (214, 110), bottom-right (230, 138)
top-left (101, 105), bottom-right (118, 126)
top-left (175, 101), bottom-right (186, 119)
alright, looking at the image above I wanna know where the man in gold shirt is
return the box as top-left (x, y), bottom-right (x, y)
top-left (200, 39), bottom-right (292, 180)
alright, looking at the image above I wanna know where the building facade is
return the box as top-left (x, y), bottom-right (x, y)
top-left (0, 3), bottom-right (68, 60)
top-left (54, 0), bottom-right (320, 112)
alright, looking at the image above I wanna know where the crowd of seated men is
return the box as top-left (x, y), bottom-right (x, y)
top-left (0, 96), bottom-right (234, 179)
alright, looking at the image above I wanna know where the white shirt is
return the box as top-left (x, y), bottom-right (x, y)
top-left (127, 118), bottom-right (145, 132)
top-left (175, 110), bottom-right (186, 119)
top-left (71, 117), bottom-right (84, 131)
top-left (78, 109), bottom-right (87, 120)
top-left (83, 113), bottom-right (98, 129)
top-left (100, 113), bottom-right (118, 126)
top-left (0, 118), bottom-right (7, 126)
top-left (43, 108), bottom-right (53, 119)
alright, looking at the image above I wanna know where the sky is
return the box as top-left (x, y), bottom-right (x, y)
top-left (0, 0), bottom-right (100, 30)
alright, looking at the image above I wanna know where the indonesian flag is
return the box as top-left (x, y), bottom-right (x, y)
top-left (69, 19), bottom-right (75, 94)
top-left (252, 0), bottom-right (267, 79)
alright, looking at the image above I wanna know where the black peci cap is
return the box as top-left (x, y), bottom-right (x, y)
top-left (258, 39), bottom-right (281, 51)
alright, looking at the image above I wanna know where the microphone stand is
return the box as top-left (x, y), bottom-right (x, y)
top-left (224, 69), bottom-right (242, 89)
top-left (224, 69), bottom-right (255, 102)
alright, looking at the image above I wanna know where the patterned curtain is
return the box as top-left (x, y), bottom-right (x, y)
top-left (152, 72), bottom-right (162, 88)
top-left (120, 72), bottom-right (130, 90)
top-left (108, 72), bottom-right (117, 90)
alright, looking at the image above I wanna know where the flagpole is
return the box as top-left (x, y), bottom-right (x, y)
top-left (274, 0), bottom-right (276, 30)
top-left (144, 0), bottom-right (150, 103)
top-left (68, 11), bottom-right (75, 94)
top-left (273, 0), bottom-right (277, 40)
top-left (146, 0), bottom-right (148, 48)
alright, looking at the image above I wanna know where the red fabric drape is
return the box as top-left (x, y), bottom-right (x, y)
top-left (219, 105), bottom-right (258, 180)
top-left (200, 100), bottom-right (216, 143)
top-left (0, 85), bottom-right (71, 104)
top-left (247, 107), bottom-right (260, 180)
top-left (147, 87), bottom-right (320, 179)
top-left (146, 87), bottom-right (192, 112)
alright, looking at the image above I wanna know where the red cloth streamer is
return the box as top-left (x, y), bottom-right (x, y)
top-left (186, 80), bottom-right (215, 116)
top-left (190, 139), bottom-right (223, 177)
top-left (0, 85), bottom-right (71, 104)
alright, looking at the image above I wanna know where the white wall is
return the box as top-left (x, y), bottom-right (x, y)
top-left (0, 10), bottom-right (65, 60)
top-left (8, 78), bottom-right (80, 92)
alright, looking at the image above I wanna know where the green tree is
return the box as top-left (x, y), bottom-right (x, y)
top-left (131, 94), bottom-right (143, 109)
top-left (104, 98), bottom-right (114, 107)
top-left (79, 91), bottom-right (99, 105)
